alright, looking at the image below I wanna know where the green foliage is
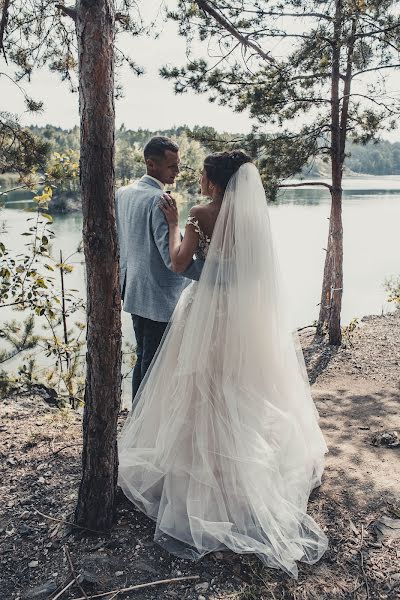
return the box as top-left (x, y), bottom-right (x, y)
top-left (115, 139), bottom-right (144, 184)
top-left (164, 0), bottom-right (400, 184)
top-left (20, 125), bottom-right (207, 195)
top-left (0, 315), bottom-right (38, 365)
top-left (341, 317), bottom-right (360, 348)
top-left (0, 159), bottom-right (87, 401)
top-left (2, 1), bottom-right (145, 86)
top-left (385, 276), bottom-right (400, 307)
top-left (0, 209), bottom-right (56, 309)
top-left (0, 113), bottom-right (49, 178)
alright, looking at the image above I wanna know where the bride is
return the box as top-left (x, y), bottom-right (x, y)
top-left (118, 151), bottom-right (328, 578)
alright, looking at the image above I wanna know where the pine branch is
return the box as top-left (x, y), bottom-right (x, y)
top-left (56, 4), bottom-right (77, 21)
top-left (352, 63), bottom-right (400, 79)
top-left (239, 9), bottom-right (332, 21)
top-left (355, 22), bottom-right (400, 39)
top-left (279, 181), bottom-right (333, 191)
top-left (194, 0), bottom-right (277, 65)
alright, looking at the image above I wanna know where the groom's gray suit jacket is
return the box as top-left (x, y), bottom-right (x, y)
top-left (116, 175), bottom-right (203, 322)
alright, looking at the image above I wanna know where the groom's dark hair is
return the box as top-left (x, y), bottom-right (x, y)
top-left (144, 136), bottom-right (179, 161)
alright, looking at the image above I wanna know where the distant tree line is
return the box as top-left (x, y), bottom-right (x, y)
top-left (302, 139), bottom-right (400, 177)
top-left (24, 125), bottom-right (400, 180)
top-left (25, 124), bottom-right (205, 195)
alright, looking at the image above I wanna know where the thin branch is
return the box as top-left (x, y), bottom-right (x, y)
top-left (0, 180), bottom-right (45, 196)
top-left (352, 63), bottom-right (400, 79)
top-left (71, 576), bottom-right (201, 600)
top-left (297, 325), bottom-right (317, 332)
top-left (51, 579), bottom-right (75, 600)
top-left (33, 508), bottom-right (107, 535)
top-left (55, 4), bottom-right (77, 21)
top-left (49, 442), bottom-right (81, 457)
top-left (359, 524), bottom-right (371, 600)
top-left (194, 0), bottom-right (277, 65)
top-left (64, 545), bottom-right (89, 600)
top-left (355, 22), bottom-right (400, 39)
top-left (279, 181), bottom-right (333, 191)
top-left (241, 9), bottom-right (332, 21)
top-left (350, 93), bottom-right (400, 115)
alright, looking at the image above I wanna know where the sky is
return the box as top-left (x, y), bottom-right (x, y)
top-left (2, 6), bottom-right (253, 133)
top-left (2, 3), bottom-right (400, 141)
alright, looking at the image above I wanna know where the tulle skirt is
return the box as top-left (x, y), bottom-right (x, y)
top-left (118, 282), bottom-right (328, 578)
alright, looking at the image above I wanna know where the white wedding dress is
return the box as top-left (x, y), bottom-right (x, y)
top-left (118, 163), bottom-right (328, 578)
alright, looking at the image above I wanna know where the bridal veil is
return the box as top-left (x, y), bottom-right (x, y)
top-left (118, 163), bottom-right (328, 577)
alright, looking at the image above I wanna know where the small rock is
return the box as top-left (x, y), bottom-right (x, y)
top-left (198, 595), bottom-right (206, 600)
top-left (38, 477), bottom-right (45, 484)
top-left (24, 581), bottom-right (57, 600)
top-left (131, 559), bottom-right (158, 576)
top-left (78, 570), bottom-right (101, 585)
top-left (374, 516), bottom-right (400, 541)
top-left (28, 560), bottom-right (39, 568)
top-left (195, 582), bottom-right (209, 592)
top-left (19, 524), bottom-right (33, 536)
top-left (371, 430), bottom-right (400, 448)
top-left (115, 571), bottom-right (124, 577)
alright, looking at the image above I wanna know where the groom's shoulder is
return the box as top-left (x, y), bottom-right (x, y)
top-left (117, 180), bottom-right (162, 199)
top-left (116, 182), bottom-right (137, 198)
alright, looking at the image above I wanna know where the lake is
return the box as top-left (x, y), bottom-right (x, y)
top-left (2, 176), bottom-right (400, 397)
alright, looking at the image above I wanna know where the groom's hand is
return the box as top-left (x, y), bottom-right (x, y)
top-left (159, 193), bottom-right (179, 226)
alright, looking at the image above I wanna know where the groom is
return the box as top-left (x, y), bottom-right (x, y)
top-left (116, 136), bottom-right (203, 403)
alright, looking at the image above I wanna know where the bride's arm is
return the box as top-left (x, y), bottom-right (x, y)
top-left (160, 195), bottom-right (199, 273)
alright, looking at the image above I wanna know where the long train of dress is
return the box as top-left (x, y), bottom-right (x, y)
top-left (118, 164), bottom-right (328, 578)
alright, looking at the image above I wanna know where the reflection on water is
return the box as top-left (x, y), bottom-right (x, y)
top-left (276, 176), bottom-right (400, 205)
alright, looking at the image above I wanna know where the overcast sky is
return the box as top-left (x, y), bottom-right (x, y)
top-left (2, 3), bottom-right (400, 141)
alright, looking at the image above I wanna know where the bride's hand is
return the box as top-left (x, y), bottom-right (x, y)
top-left (160, 193), bottom-right (179, 225)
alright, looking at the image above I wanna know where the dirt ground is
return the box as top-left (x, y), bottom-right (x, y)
top-left (1, 312), bottom-right (399, 600)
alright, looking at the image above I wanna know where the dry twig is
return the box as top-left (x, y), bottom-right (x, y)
top-left (49, 442), bottom-right (81, 458)
top-left (71, 575), bottom-right (200, 600)
top-left (359, 524), bottom-right (370, 600)
top-left (33, 508), bottom-right (107, 535)
top-left (51, 578), bottom-right (75, 600)
top-left (64, 544), bottom-right (88, 600)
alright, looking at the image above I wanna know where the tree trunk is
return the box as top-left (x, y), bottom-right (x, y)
top-left (75, 0), bottom-right (121, 531)
top-left (317, 0), bottom-right (343, 346)
top-left (318, 186), bottom-right (343, 345)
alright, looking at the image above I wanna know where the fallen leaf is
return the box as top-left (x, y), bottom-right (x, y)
top-left (374, 516), bottom-right (400, 541)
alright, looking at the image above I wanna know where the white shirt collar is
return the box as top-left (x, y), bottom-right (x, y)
top-left (145, 175), bottom-right (164, 190)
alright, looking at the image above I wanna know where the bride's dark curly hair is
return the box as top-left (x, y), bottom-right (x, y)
top-left (204, 150), bottom-right (252, 191)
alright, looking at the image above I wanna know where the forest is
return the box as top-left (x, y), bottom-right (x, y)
top-left (2, 125), bottom-right (400, 197)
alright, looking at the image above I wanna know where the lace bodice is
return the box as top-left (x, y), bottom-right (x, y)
top-left (186, 216), bottom-right (211, 260)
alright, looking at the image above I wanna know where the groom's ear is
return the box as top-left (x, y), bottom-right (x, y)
top-left (146, 156), bottom-right (161, 170)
